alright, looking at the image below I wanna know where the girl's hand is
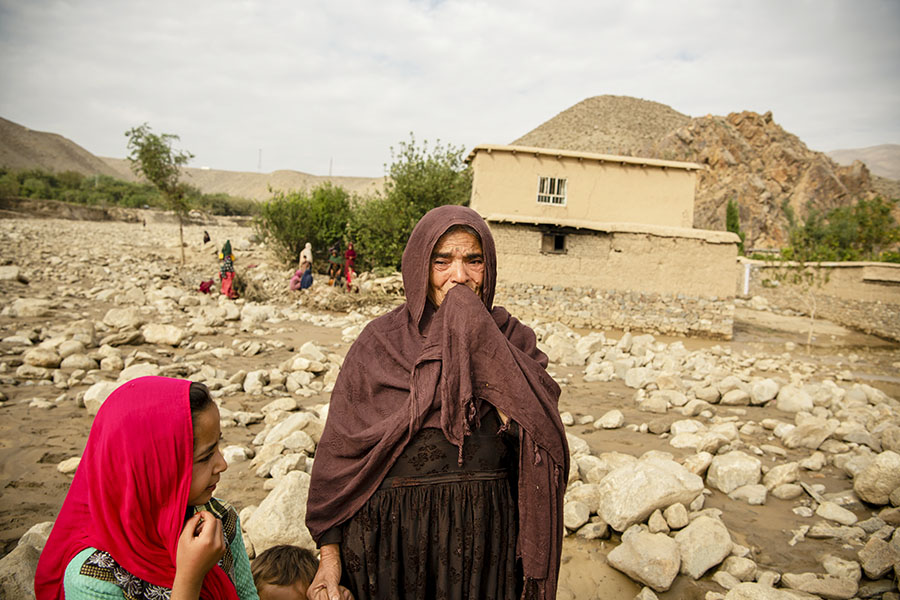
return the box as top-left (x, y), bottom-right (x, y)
top-left (172, 511), bottom-right (226, 600)
top-left (308, 544), bottom-right (343, 600)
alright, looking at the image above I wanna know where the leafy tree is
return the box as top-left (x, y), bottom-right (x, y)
top-left (254, 183), bottom-right (352, 266)
top-left (0, 172), bottom-right (20, 198)
top-left (725, 198), bottom-right (745, 255)
top-left (125, 123), bottom-right (194, 264)
top-left (349, 134), bottom-right (472, 270)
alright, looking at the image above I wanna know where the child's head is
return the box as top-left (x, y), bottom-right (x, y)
top-left (187, 382), bottom-right (227, 506)
top-left (252, 545), bottom-right (318, 600)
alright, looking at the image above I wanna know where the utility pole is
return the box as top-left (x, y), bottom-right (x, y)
top-left (258, 149), bottom-right (262, 172)
top-left (329, 157), bottom-right (333, 177)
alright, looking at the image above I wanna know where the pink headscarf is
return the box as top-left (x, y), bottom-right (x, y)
top-left (34, 376), bottom-right (238, 600)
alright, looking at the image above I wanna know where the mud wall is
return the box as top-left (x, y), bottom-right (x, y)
top-left (739, 259), bottom-right (900, 341)
top-left (490, 222), bottom-right (738, 338)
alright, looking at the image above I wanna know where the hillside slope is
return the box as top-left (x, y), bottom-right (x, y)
top-left (101, 157), bottom-right (383, 200)
top-left (0, 117), bottom-right (122, 177)
top-left (513, 96), bottom-right (884, 248)
top-left (0, 116), bottom-right (383, 200)
top-left (827, 144), bottom-right (900, 180)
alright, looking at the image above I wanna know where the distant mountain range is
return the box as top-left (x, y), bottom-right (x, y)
top-left (827, 144), bottom-right (900, 180)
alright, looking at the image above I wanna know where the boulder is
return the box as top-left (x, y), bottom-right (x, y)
top-left (597, 458), bottom-right (704, 531)
top-left (83, 380), bottom-right (121, 416)
top-left (854, 451), bottom-right (900, 505)
top-left (707, 451), bottom-right (761, 494)
top-left (607, 527), bottom-right (681, 592)
top-left (23, 347), bottom-right (61, 368)
top-left (674, 515), bottom-right (733, 579)
top-left (775, 386), bottom-right (813, 413)
top-left (141, 323), bottom-right (186, 346)
top-left (103, 307), bottom-right (145, 329)
top-left (243, 471), bottom-right (315, 553)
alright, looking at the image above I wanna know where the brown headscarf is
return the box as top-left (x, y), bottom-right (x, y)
top-left (306, 205), bottom-right (569, 599)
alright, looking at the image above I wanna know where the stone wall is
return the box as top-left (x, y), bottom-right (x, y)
top-left (739, 259), bottom-right (900, 341)
top-left (495, 283), bottom-right (735, 339)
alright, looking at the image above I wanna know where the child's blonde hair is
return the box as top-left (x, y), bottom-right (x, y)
top-left (251, 545), bottom-right (318, 588)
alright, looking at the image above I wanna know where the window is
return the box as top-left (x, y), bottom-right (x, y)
top-left (537, 176), bottom-right (567, 205)
top-left (541, 232), bottom-right (566, 254)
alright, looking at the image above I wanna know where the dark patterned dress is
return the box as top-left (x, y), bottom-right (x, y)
top-left (338, 411), bottom-right (519, 600)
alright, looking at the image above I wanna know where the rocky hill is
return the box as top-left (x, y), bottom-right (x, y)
top-left (514, 97), bottom-right (891, 249)
top-left (0, 117), bottom-right (383, 201)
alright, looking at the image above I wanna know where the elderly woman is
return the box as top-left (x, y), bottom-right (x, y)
top-left (306, 205), bottom-right (569, 600)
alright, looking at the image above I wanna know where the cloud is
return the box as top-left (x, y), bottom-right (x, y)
top-left (1, 0), bottom-right (897, 176)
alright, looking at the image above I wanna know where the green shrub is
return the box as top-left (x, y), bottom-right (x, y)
top-left (0, 173), bottom-right (20, 197)
top-left (21, 177), bottom-right (51, 199)
top-left (347, 134), bottom-right (472, 271)
top-left (254, 182), bottom-right (352, 266)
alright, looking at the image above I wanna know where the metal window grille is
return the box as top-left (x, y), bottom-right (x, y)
top-left (537, 177), bottom-right (567, 205)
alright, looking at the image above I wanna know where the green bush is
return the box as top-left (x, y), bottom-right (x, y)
top-left (347, 134), bottom-right (472, 271)
top-left (0, 173), bottom-right (19, 197)
top-left (21, 177), bottom-right (51, 199)
top-left (254, 182), bottom-right (352, 266)
top-left (783, 196), bottom-right (899, 262)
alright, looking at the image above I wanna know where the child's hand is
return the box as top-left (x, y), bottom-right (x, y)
top-left (172, 511), bottom-right (226, 599)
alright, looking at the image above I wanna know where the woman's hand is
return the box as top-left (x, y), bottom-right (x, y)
top-left (308, 544), bottom-right (343, 600)
top-left (172, 511), bottom-right (226, 600)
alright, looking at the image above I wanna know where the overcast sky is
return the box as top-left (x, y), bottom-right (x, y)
top-left (1, 0), bottom-right (898, 177)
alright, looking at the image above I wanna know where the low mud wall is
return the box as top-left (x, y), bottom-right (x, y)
top-left (490, 222), bottom-right (737, 339)
top-left (738, 259), bottom-right (900, 341)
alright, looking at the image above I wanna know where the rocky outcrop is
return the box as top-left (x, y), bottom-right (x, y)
top-left (511, 96), bottom-right (884, 250)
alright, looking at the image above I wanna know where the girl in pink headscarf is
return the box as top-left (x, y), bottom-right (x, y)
top-left (35, 376), bottom-right (258, 600)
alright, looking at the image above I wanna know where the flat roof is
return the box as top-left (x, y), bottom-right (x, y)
top-left (466, 144), bottom-right (705, 172)
top-left (484, 213), bottom-right (740, 244)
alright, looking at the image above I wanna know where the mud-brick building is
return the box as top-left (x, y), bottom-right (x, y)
top-left (467, 144), bottom-right (740, 338)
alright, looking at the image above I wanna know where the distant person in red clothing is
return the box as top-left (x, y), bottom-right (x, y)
top-left (343, 242), bottom-right (357, 292)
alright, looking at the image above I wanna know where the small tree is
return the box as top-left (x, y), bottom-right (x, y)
top-left (125, 123), bottom-right (194, 264)
top-left (348, 133), bottom-right (472, 270)
top-left (769, 201), bottom-right (831, 352)
top-left (725, 198), bottom-right (745, 255)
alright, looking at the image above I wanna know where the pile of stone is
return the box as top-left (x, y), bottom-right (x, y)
top-left (541, 325), bottom-right (900, 598)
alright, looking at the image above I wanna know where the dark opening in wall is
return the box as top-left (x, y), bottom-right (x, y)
top-left (541, 232), bottom-right (566, 254)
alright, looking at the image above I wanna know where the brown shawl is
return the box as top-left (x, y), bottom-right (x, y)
top-left (306, 205), bottom-right (569, 599)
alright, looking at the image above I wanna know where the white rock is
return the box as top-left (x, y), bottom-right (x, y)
top-left (674, 515), bottom-right (734, 579)
top-left (83, 380), bottom-right (120, 415)
top-left (563, 501), bottom-right (590, 530)
top-left (117, 363), bottom-right (160, 382)
top-left (102, 307), bottom-right (145, 329)
top-left (663, 503), bottom-right (689, 529)
top-left (853, 450), bottom-right (900, 505)
top-left (57, 456), bottom-right (80, 474)
top-left (607, 527), bottom-right (681, 592)
top-left (595, 409), bottom-right (625, 429)
top-left (223, 445), bottom-right (251, 464)
top-left (141, 323), bottom-right (186, 346)
top-left (243, 471), bottom-right (315, 553)
top-left (597, 457), bottom-right (704, 531)
top-left (23, 347), bottom-right (61, 368)
top-left (707, 451), bottom-right (762, 494)
top-left (750, 379), bottom-right (779, 405)
top-left (815, 501), bottom-right (858, 526)
top-left (762, 462), bottom-right (799, 490)
top-left (775, 386), bottom-right (813, 413)
top-left (243, 369), bottom-right (269, 395)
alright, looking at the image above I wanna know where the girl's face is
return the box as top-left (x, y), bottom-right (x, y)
top-left (188, 403), bottom-right (227, 506)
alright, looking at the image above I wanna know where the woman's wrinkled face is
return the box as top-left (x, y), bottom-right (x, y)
top-left (428, 230), bottom-right (484, 308)
top-left (188, 403), bottom-right (227, 506)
